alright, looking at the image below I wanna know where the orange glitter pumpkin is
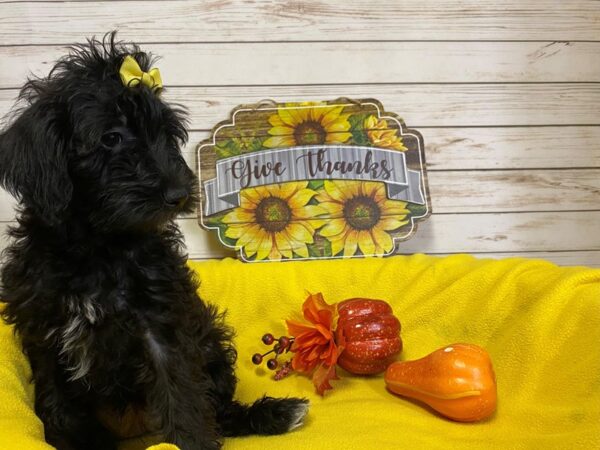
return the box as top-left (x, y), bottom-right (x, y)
top-left (335, 298), bottom-right (402, 375)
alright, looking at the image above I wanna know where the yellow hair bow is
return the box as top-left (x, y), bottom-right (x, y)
top-left (119, 55), bottom-right (163, 93)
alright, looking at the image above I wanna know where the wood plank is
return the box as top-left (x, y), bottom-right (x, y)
top-left (3, 168), bottom-right (600, 221)
top-left (0, 191), bottom-right (13, 221)
top-left (2, 84), bottom-right (599, 129)
top-left (2, 219), bottom-right (599, 266)
top-left (426, 169), bottom-right (600, 213)
top-left (1, 1), bottom-right (599, 43)
top-left (178, 211), bottom-right (600, 256)
top-left (168, 84), bottom-right (600, 129)
top-left (3, 41), bottom-right (600, 89)
top-left (186, 127), bottom-right (600, 171)
top-left (421, 126), bottom-right (600, 170)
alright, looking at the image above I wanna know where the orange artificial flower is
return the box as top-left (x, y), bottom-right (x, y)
top-left (286, 293), bottom-right (345, 395)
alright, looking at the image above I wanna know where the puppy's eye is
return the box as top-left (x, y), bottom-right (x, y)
top-left (101, 131), bottom-right (123, 148)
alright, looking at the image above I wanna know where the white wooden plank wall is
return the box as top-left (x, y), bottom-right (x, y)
top-left (0, 0), bottom-right (599, 267)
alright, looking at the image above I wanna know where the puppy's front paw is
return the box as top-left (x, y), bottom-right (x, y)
top-left (249, 396), bottom-right (309, 435)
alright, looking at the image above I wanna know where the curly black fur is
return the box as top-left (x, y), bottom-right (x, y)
top-left (0, 33), bottom-right (308, 450)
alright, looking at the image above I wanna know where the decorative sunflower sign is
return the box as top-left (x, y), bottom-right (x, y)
top-left (197, 98), bottom-right (430, 262)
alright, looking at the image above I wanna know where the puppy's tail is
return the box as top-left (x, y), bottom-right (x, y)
top-left (217, 396), bottom-right (309, 437)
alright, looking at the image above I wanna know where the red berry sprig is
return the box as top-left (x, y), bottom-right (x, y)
top-left (274, 361), bottom-right (293, 380)
top-left (251, 333), bottom-right (295, 378)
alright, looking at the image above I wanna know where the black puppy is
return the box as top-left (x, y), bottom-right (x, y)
top-left (0, 33), bottom-right (308, 450)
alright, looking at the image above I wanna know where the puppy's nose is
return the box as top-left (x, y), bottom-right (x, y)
top-left (164, 187), bottom-right (189, 208)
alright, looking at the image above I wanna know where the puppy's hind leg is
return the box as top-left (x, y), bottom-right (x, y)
top-left (217, 396), bottom-right (309, 437)
top-left (205, 337), bottom-right (309, 437)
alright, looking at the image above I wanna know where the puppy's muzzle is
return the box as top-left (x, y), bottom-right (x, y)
top-left (163, 186), bottom-right (189, 209)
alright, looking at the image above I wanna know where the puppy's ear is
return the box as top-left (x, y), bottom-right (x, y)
top-left (0, 98), bottom-right (73, 225)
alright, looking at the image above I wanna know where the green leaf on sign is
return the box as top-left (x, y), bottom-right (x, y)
top-left (307, 179), bottom-right (325, 191)
top-left (216, 223), bottom-right (238, 247)
top-left (204, 210), bottom-right (229, 226)
top-left (215, 139), bottom-right (241, 159)
top-left (307, 238), bottom-right (331, 258)
top-left (239, 137), bottom-right (265, 154)
top-left (321, 238), bottom-right (332, 257)
top-left (348, 113), bottom-right (369, 146)
top-left (407, 202), bottom-right (428, 217)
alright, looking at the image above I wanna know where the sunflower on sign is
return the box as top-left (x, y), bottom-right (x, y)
top-left (364, 115), bottom-right (407, 151)
top-left (317, 180), bottom-right (410, 257)
top-left (222, 182), bottom-right (326, 260)
top-left (263, 103), bottom-right (352, 148)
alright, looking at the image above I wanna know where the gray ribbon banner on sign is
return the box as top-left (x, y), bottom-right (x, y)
top-left (203, 145), bottom-right (425, 216)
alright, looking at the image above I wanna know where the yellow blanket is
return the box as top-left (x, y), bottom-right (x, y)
top-left (1, 254), bottom-right (599, 449)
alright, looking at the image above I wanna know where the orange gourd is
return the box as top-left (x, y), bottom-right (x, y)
top-left (384, 343), bottom-right (497, 422)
